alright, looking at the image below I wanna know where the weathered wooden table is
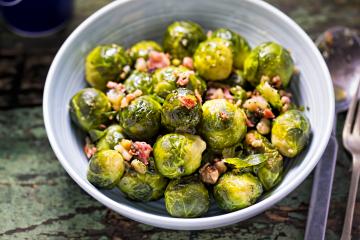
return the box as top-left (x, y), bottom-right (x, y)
top-left (0, 0), bottom-right (359, 239)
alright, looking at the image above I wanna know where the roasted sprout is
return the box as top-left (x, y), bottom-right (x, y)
top-left (161, 88), bottom-right (202, 132)
top-left (152, 65), bottom-right (206, 99)
top-left (213, 172), bottom-right (263, 212)
top-left (124, 70), bottom-right (153, 94)
top-left (154, 133), bottom-right (206, 179)
top-left (256, 78), bottom-right (282, 110)
top-left (194, 38), bottom-right (233, 81)
top-left (129, 40), bottom-right (163, 61)
top-left (118, 96), bottom-right (162, 140)
top-left (87, 150), bottom-right (125, 188)
top-left (69, 88), bottom-right (111, 132)
top-left (96, 124), bottom-right (125, 151)
top-left (164, 176), bottom-right (210, 217)
top-left (244, 42), bottom-right (294, 87)
top-left (118, 161), bottom-right (168, 201)
top-left (199, 99), bottom-right (247, 151)
top-left (271, 110), bottom-right (311, 157)
top-left (163, 21), bottom-right (206, 59)
top-left (211, 28), bottom-right (251, 69)
top-left (85, 44), bottom-right (132, 90)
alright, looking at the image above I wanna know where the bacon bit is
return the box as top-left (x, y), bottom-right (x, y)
top-left (263, 108), bottom-right (275, 119)
top-left (135, 58), bottom-right (148, 72)
top-left (206, 88), bottom-right (224, 100)
top-left (120, 89), bottom-right (143, 108)
top-left (84, 137), bottom-right (96, 159)
top-left (219, 111), bottom-right (229, 121)
top-left (194, 89), bottom-right (203, 104)
top-left (223, 88), bottom-right (234, 102)
top-left (179, 96), bottom-right (197, 109)
top-left (146, 51), bottom-right (170, 70)
top-left (106, 81), bottom-right (126, 91)
top-left (176, 70), bottom-right (194, 86)
top-left (281, 96), bottom-right (291, 104)
top-left (129, 141), bottom-right (153, 165)
top-left (182, 57), bottom-right (194, 69)
top-left (206, 30), bottom-right (213, 38)
top-left (114, 144), bottom-right (133, 161)
top-left (271, 75), bottom-right (282, 88)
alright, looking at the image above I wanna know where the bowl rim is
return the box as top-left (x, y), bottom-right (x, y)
top-left (43, 0), bottom-right (334, 230)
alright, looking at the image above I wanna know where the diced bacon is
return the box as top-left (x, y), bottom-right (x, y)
top-left (179, 96), bottom-right (197, 109)
top-left (182, 57), bottom-right (194, 69)
top-left (281, 96), bottom-right (291, 104)
top-left (206, 88), bottom-right (224, 100)
top-left (271, 75), bottom-right (282, 88)
top-left (263, 108), bottom-right (275, 119)
top-left (223, 88), bottom-right (234, 102)
top-left (194, 89), bottom-right (203, 104)
top-left (120, 89), bottom-right (143, 108)
top-left (176, 70), bottom-right (194, 86)
top-left (84, 137), bottom-right (96, 159)
top-left (135, 58), bottom-right (148, 72)
top-left (106, 81), bottom-right (126, 92)
top-left (129, 142), bottom-right (153, 165)
top-left (146, 51), bottom-right (170, 70)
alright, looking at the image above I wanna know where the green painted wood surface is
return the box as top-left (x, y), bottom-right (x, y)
top-left (0, 0), bottom-right (359, 239)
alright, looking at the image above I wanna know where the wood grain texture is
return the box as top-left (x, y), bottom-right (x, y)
top-left (0, 0), bottom-right (359, 239)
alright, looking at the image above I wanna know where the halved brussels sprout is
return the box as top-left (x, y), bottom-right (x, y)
top-left (225, 69), bottom-right (248, 88)
top-left (194, 38), bottom-right (233, 81)
top-left (163, 21), bottom-right (206, 59)
top-left (211, 28), bottom-right (251, 69)
top-left (271, 110), bottom-right (311, 157)
top-left (243, 42), bottom-right (294, 87)
top-left (152, 66), bottom-right (206, 99)
top-left (199, 99), bottom-right (247, 151)
top-left (124, 70), bottom-right (153, 94)
top-left (128, 40), bottom-right (163, 61)
top-left (213, 172), bottom-right (263, 212)
top-left (153, 133), bottom-right (206, 179)
top-left (85, 44), bottom-right (132, 90)
top-left (87, 150), bottom-right (125, 189)
top-left (161, 88), bottom-right (202, 132)
top-left (96, 125), bottom-right (125, 151)
top-left (69, 88), bottom-right (111, 132)
top-left (256, 78), bottom-right (282, 109)
top-left (118, 162), bottom-right (168, 201)
top-left (118, 96), bottom-right (161, 140)
top-left (165, 175), bottom-right (210, 217)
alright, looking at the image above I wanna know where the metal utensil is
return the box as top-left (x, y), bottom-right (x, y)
top-left (305, 27), bottom-right (360, 240)
top-left (341, 79), bottom-right (360, 240)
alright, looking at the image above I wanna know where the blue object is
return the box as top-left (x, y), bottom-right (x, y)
top-left (0, 0), bottom-right (73, 37)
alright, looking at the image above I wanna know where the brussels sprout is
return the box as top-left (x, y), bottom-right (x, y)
top-left (211, 28), bottom-right (251, 69)
top-left (243, 42), bottom-right (294, 87)
top-left (256, 78), bottom-right (282, 109)
top-left (163, 21), bottom-right (206, 59)
top-left (194, 38), bottom-right (233, 81)
top-left (225, 69), bottom-right (248, 88)
top-left (69, 88), bottom-right (111, 132)
top-left (118, 96), bottom-right (162, 140)
top-left (213, 172), bottom-right (263, 212)
top-left (153, 66), bottom-right (206, 98)
top-left (164, 176), bottom-right (210, 217)
top-left (128, 40), bottom-right (163, 61)
top-left (85, 44), bottom-right (132, 90)
top-left (96, 125), bottom-right (125, 151)
top-left (230, 85), bottom-right (247, 105)
top-left (124, 70), bottom-right (153, 94)
top-left (244, 130), bottom-right (284, 190)
top-left (161, 88), bottom-right (202, 132)
top-left (154, 133), bottom-right (206, 179)
top-left (87, 150), bottom-right (125, 188)
top-left (271, 110), bottom-right (311, 157)
top-left (199, 99), bottom-right (247, 151)
top-left (118, 162), bottom-right (168, 201)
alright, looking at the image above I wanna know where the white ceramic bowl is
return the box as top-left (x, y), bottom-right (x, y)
top-left (43, 0), bottom-right (334, 230)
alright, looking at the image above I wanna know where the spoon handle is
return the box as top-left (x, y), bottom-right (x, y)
top-left (305, 135), bottom-right (338, 240)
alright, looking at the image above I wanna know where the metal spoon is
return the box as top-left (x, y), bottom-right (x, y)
top-left (305, 26), bottom-right (360, 240)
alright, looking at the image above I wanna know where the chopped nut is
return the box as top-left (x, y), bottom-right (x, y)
top-left (135, 58), bottom-right (148, 72)
top-left (114, 144), bottom-right (133, 161)
top-left (120, 139), bottom-right (132, 151)
top-left (281, 96), bottom-right (291, 104)
top-left (245, 132), bottom-right (262, 148)
top-left (214, 160), bottom-right (227, 174)
top-left (199, 163), bottom-right (219, 184)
